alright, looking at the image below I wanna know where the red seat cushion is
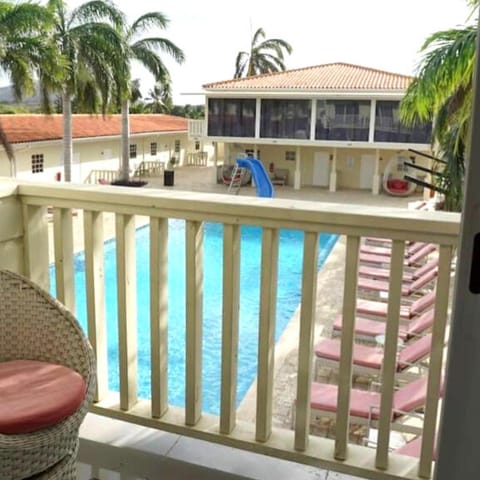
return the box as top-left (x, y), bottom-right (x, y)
top-left (0, 359), bottom-right (86, 434)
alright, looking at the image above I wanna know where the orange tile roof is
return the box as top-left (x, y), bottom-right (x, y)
top-left (0, 114), bottom-right (188, 144)
top-left (203, 62), bottom-right (412, 91)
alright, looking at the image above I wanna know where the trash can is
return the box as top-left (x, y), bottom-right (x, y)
top-left (164, 169), bottom-right (174, 186)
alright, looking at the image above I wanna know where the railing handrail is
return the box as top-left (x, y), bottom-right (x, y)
top-left (12, 179), bottom-right (459, 244)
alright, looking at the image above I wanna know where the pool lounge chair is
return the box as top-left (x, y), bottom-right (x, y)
top-left (310, 375), bottom-right (437, 434)
top-left (360, 241), bottom-right (427, 258)
top-left (393, 435), bottom-right (437, 459)
top-left (359, 244), bottom-right (437, 268)
top-left (314, 333), bottom-right (432, 380)
top-left (356, 290), bottom-right (436, 322)
top-left (357, 266), bottom-right (437, 297)
top-left (358, 258), bottom-right (439, 283)
top-left (332, 308), bottom-right (435, 342)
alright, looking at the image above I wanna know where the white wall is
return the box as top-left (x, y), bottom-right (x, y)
top-left (0, 132), bottom-right (192, 183)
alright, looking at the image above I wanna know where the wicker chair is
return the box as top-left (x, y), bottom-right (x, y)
top-left (0, 270), bottom-right (96, 480)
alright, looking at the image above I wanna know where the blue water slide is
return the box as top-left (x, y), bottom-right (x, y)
top-left (235, 157), bottom-right (275, 198)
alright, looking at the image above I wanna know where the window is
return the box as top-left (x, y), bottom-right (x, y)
top-left (285, 151), bottom-right (296, 161)
top-left (31, 154), bottom-right (44, 173)
top-left (195, 141), bottom-right (200, 150)
top-left (129, 144), bottom-right (137, 159)
top-left (315, 100), bottom-right (370, 141)
top-left (150, 142), bottom-right (157, 156)
top-left (374, 101), bottom-right (432, 143)
top-left (207, 98), bottom-right (256, 137)
top-left (174, 140), bottom-right (180, 153)
top-left (260, 100), bottom-right (311, 139)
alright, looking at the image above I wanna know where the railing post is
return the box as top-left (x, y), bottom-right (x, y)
top-left (294, 231), bottom-right (319, 451)
top-left (185, 220), bottom-right (204, 426)
top-left (334, 235), bottom-right (360, 460)
top-left (52, 207), bottom-right (75, 312)
top-left (255, 227), bottom-right (279, 442)
top-left (22, 204), bottom-right (49, 290)
top-left (150, 217), bottom-right (169, 418)
top-left (83, 210), bottom-right (108, 401)
top-left (220, 224), bottom-right (241, 434)
top-left (115, 213), bottom-right (138, 410)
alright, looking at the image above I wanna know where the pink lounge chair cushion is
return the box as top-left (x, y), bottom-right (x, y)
top-left (407, 309), bottom-right (435, 337)
top-left (397, 334), bottom-right (432, 370)
top-left (394, 436), bottom-right (424, 458)
top-left (315, 338), bottom-right (384, 370)
top-left (394, 435), bottom-right (437, 459)
top-left (310, 382), bottom-right (381, 419)
top-left (0, 359), bottom-right (86, 434)
top-left (393, 376), bottom-right (429, 415)
top-left (356, 291), bottom-right (435, 319)
top-left (333, 315), bottom-right (400, 339)
top-left (358, 266), bottom-right (437, 296)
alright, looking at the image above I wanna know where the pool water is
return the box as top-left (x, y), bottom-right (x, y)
top-left (59, 221), bottom-right (338, 415)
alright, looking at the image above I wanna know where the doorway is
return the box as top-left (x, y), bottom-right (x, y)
top-left (313, 152), bottom-right (330, 187)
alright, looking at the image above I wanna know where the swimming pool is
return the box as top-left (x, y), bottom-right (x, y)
top-left (59, 221), bottom-right (338, 415)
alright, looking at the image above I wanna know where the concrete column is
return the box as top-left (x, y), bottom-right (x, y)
top-left (372, 149), bottom-right (381, 195)
top-left (329, 148), bottom-right (337, 192)
top-left (294, 147), bottom-right (301, 190)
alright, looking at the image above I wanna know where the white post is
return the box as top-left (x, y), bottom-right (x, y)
top-left (435, 14), bottom-right (480, 480)
top-left (369, 99), bottom-right (376, 142)
top-left (329, 148), bottom-right (337, 192)
top-left (294, 146), bottom-right (301, 190)
top-left (372, 149), bottom-right (381, 195)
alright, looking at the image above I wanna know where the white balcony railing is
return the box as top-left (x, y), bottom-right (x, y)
top-left (0, 179), bottom-right (459, 480)
top-left (188, 119), bottom-right (206, 138)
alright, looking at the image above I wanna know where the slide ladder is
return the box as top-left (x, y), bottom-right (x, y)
top-left (227, 165), bottom-right (246, 195)
top-left (235, 157), bottom-right (274, 198)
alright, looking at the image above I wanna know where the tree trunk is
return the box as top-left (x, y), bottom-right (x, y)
top-left (120, 97), bottom-right (130, 182)
top-left (62, 90), bottom-right (73, 182)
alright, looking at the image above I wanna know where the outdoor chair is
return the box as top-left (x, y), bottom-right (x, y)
top-left (355, 290), bottom-right (436, 322)
top-left (359, 243), bottom-right (437, 268)
top-left (310, 375), bottom-right (439, 434)
top-left (314, 333), bottom-right (432, 380)
top-left (0, 270), bottom-right (96, 480)
top-left (332, 308), bottom-right (435, 343)
top-left (360, 241), bottom-right (427, 258)
top-left (358, 258), bottom-right (439, 283)
top-left (393, 435), bottom-right (437, 459)
top-left (357, 266), bottom-right (437, 298)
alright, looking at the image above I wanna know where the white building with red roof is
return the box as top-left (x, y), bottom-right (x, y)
top-left (0, 114), bottom-right (207, 182)
top-left (194, 62), bottom-right (432, 194)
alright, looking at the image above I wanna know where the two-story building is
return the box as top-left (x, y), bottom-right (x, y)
top-left (194, 62), bottom-right (432, 194)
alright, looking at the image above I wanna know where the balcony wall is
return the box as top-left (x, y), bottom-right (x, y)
top-left (0, 178), bottom-right (459, 480)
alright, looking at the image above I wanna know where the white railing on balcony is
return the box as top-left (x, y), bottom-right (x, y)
top-left (188, 119), bottom-right (206, 138)
top-left (186, 151), bottom-right (208, 166)
top-left (0, 180), bottom-right (459, 480)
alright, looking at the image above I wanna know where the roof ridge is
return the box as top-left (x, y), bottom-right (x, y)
top-left (203, 62), bottom-right (413, 88)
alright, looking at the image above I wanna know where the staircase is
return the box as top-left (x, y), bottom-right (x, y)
top-left (227, 165), bottom-right (246, 195)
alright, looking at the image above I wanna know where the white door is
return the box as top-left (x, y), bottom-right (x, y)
top-left (360, 154), bottom-right (375, 189)
top-left (313, 152), bottom-right (330, 187)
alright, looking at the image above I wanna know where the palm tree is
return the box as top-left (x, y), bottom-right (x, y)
top-left (0, 0), bottom-right (59, 176)
top-left (234, 27), bottom-right (292, 78)
top-left (44, 0), bottom-right (128, 182)
top-left (400, 1), bottom-right (478, 210)
top-left (117, 12), bottom-right (185, 183)
top-left (145, 79), bottom-right (173, 113)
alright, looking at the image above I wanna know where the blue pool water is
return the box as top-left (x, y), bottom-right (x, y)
top-left (56, 221), bottom-right (337, 415)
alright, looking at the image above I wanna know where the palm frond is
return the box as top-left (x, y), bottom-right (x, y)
top-left (131, 37), bottom-right (185, 64)
top-left (70, 0), bottom-right (124, 29)
top-left (130, 12), bottom-right (169, 36)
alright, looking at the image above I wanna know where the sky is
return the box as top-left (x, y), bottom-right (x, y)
top-left (1, 0), bottom-right (476, 104)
